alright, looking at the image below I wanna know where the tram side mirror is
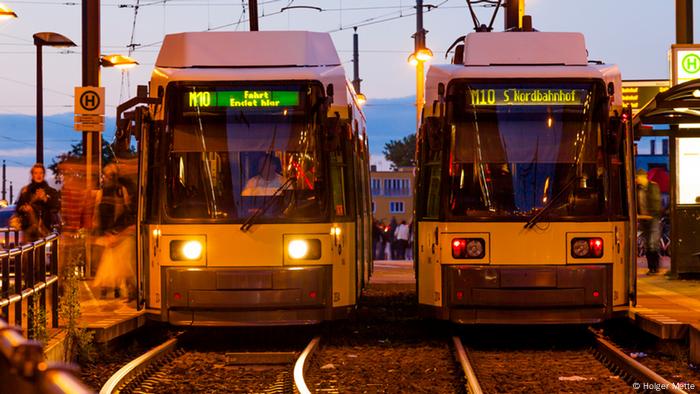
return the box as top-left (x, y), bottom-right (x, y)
top-left (326, 84), bottom-right (334, 104)
top-left (424, 117), bottom-right (443, 153)
top-left (607, 110), bottom-right (623, 155)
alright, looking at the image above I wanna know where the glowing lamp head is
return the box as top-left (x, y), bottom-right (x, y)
top-left (407, 53), bottom-right (418, 66)
top-left (181, 240), bottom-right (203, 260)
top-left (415, 48), bottom-right (433, 62)
top-left (0, 4), bottom-right (17, 20)
top-left (288, 240), bottom-right (309, 259)
top-left (100, 54), bottom-right (139, 69)
top-left (356, 93), bottom-right (367, 106)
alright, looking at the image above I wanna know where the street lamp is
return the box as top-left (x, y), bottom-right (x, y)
top-left (0, 3), bottom-right (17, 20)
top-left (408, 38), bottom-right (433, 132)
top-left (34, 32), bottom-right (76, 164)
top-left (100, 54), bottom-right (139, 69)
top-left (356, 93), bottom-right (367, 106)
top-left (409, 0), bottom-right (433, 132)
top-left (415, 47), bottom-right (433, 62)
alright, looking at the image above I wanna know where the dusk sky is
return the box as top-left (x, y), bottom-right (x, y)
top-left (0, 0), bottom-right (694, 116)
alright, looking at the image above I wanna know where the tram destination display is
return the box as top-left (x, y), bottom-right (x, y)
top-left (468, 88), bottom-right (588, 106)
top-left (186, 90), bottom-right (300, 108)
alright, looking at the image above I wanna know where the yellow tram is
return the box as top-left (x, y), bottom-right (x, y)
top-left (415, 31), bottom-right (636, 324)
top-left (116, 31), bottom-right (372, 326)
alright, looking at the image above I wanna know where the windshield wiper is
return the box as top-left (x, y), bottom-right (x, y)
top-left (240, 177), bottom-right (295, 232)
top-left (523, 175), bottom-right (579, 230)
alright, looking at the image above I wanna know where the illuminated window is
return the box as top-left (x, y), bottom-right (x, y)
top-left (390, 201), bottom-right (405, 213)
top-left (371, 179), bottom-right (381, 196)
top-left (678, 138), bottom-right (700, 205)
top-left (384, 179), bottom-right (410, 196)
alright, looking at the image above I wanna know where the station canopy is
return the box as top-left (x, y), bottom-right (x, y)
top-left (634, 79), bottom-right (700, 131)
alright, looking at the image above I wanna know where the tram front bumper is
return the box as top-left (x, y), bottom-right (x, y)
top-left (440, 264), bottom-right (612, 324)
top-left (163, 265), bottom-right (333, 326)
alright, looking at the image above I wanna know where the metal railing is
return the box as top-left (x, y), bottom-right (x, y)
top-left (0, 228), bottom-right (60, 339)
top-left (0, 318), bottom-right (92, 394)
top-left (1, 226), bottom-right (20, 249)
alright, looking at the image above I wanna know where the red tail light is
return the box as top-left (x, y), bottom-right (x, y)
top-left (589, 238), bottom-right (603, 257)
top-left (452, 239), bottom-right (466, 258)
top-left (456, 290), bottom-right (464, 300)
top-left (309, 291), bottom-right (317, 299)
top-left (451, 238), bottom-right (485, 259)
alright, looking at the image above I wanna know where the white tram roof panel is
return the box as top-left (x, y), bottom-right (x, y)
top-left (155, 31), bottom-right (341, 68)
top-left (463, 32), bottom-right (588, 66)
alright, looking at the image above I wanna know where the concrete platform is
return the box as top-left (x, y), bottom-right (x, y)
top-left (632, 256), bottom-right (700, 363)
top-left (369, 260), bottom-right (415, 285)
top-left (631, 256), bottom-right (700, 338)
top-left (44, 278), bottom-right (147, 362)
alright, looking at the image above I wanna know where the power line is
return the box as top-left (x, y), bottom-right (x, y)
top-left (327, 0), bottom-right (451, 33)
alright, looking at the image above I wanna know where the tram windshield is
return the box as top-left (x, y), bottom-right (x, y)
top-left (444, 80), bottom-right (617, 220)
top-left (164, 83), bottom-right (328, 222)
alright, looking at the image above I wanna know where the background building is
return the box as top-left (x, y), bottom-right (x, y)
top-left (370, 166), bottom-right (414, 224)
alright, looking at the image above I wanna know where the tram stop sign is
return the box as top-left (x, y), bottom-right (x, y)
top-left (74, 86), bottom-right (105, 132)
top-left (671, 44), bottom-right (700, 85)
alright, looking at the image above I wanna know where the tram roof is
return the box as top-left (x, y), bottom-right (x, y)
top-left (463, 32), bottom-right (588, 66)
top-left (155, 31), bottom-right (341, 68)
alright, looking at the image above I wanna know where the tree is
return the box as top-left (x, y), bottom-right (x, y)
top-left (383, 133), bottom-right (416, 170)
top-left (48, 137), bottom-right (136, 184)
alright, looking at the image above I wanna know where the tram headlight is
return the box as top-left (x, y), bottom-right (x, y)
top-left (571, 238), bottom-right (603, 258)
top-left (170, 240), bottom-right (204, 261)
top-left (451, 238), bottom-right (485, 259)
top-left (287, 239), bottom-right (322, 260)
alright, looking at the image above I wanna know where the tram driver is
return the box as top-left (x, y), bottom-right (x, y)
top-left (242, 153), bottom-right (285, 196)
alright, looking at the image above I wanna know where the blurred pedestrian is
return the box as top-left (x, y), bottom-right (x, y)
top-left (636, 169), bottom-right (662, 274)
top-left (13, 163), bottom-right (60, 242)
top-left (372, 220), bottom-right (383, 260)
top-left (57, 159), bottom-right (88, 278)
top-left (389, 217), bottom-right (398, 259)
top-left (92, 163), bottom-right (136, 299)
top-left (394, 220), bottom-right (410, 260)
top-left (406, 220), bottom-right (414, 261)
top-left (382, 224), bottom-right (393, 260)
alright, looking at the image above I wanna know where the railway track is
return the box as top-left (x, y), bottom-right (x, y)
top-left (100, 334), bottom-right (321, 394)
top-left (453, 329), bottom-right (689, 394)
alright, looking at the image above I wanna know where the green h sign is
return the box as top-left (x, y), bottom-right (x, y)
top-left (672, 45), bottom-right (700, 85)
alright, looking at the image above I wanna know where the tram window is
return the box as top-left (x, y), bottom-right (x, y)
top-left (162, 83), bottom-right (329, 222)
top-left (330, 150), bottom-right (348, 217)
top-left (423, 151), bottom-right (442, 219)
top-left (444, 81), bottom-right (613, 220)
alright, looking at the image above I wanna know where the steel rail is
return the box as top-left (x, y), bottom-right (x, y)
top-left (592, 331), bottom-right (688, 394)
top-left (99, 337), bottom-right (179, 394)
top-left (293, 336), bottom-right (321, 394)
top-left (452, 336), bottom-right (483, 394)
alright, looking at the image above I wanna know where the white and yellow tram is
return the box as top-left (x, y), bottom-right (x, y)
top-left (416, 31), bottom-right (636, 323)
top-left (117, 31), bottom-right (372, 326)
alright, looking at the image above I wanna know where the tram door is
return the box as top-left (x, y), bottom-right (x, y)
top-left (352, 124), bottom-right (368, 294)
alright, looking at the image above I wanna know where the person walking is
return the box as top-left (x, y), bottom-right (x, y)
top-left (394, 220), bottom-right (410, 260)
top-left (13, 163), bottom-right (60, 242)
top-left (92, 163), bottom-right (136, 299)
top-left (636, 168), bottom-right (662, 274)
top-left (381, 223), bottom-right (393, 260)
top-left (372, 220), bottom-right (383, 260)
